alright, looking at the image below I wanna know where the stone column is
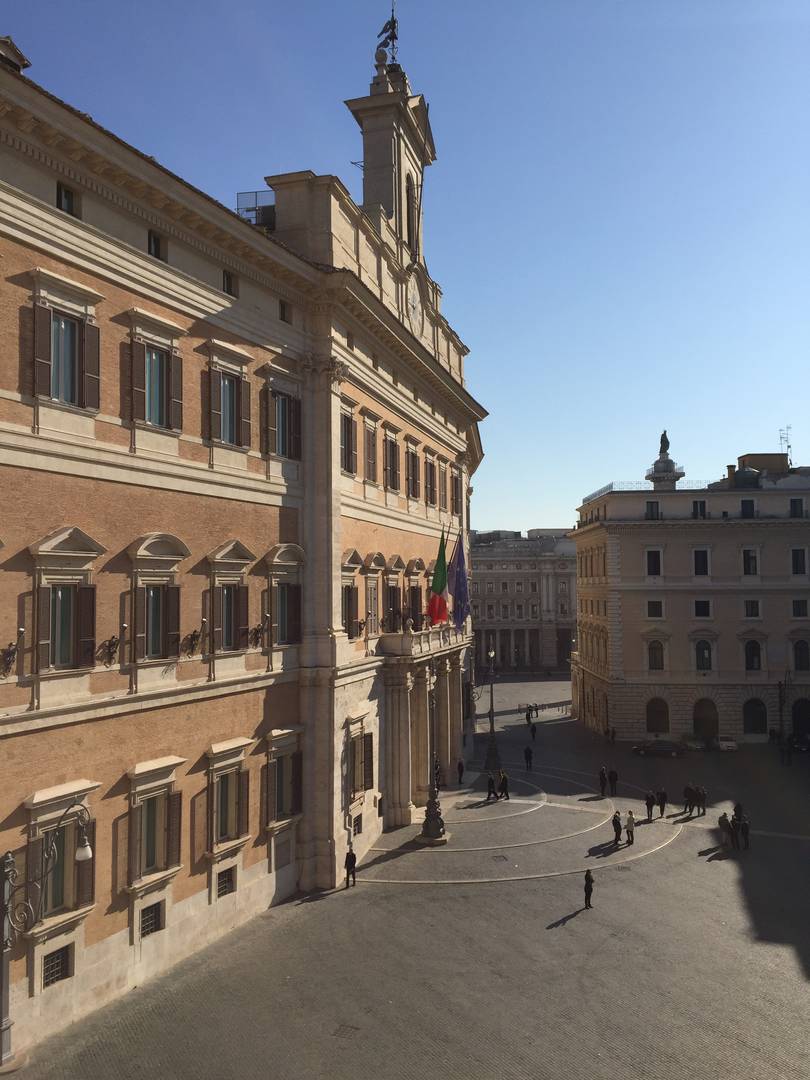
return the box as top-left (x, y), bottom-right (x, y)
top-left (383, 667), bottom-right (414, 829)
top-left (449, 653), bottom-right (464, 767)
top-left (411, 665), bottom-right (429, 807)
top-left (435, 657), bottom-right (451, 782)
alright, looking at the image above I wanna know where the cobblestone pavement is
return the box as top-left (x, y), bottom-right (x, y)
top-left (22, 679), bottom-right (810, 1080)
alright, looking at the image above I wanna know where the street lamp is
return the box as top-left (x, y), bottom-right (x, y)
top-left (1, 802), bottom-right (92, 1068)
top-left (419, 661), bottom-right (448, 844)
top-left (484, 647), bottom-right (501, 773)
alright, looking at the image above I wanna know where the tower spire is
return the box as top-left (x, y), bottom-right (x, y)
top-left (377, 2), bottom-right (398, 65)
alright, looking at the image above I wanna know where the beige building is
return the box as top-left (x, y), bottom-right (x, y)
top-left (470, 530), bottom-right (575, 673)
top-left (0, 33), bottom-right (485, 1059)
top-left (570, 439), bottom-right (810, 743)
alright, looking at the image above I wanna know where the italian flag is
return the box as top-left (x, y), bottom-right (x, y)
top-left (427, 530), bottom-right (449, 625)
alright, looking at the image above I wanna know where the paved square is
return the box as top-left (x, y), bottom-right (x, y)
top-left (21, 678), bottom-right (810, 1080)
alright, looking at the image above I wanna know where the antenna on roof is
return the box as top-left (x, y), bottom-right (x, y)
top-left (779, 425), bottom-right (793, 466)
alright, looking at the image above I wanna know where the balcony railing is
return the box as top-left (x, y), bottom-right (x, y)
top-left (377, 624), bottom-right (468, 657)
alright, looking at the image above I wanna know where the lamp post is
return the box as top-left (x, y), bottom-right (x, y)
top-left (1, 802), bottom-right (92, 1068)
top-left (777, 669), bottom-right (792, 743)
top-left (484, 647), bottom-right (501, 773)
top-left (420, 661), bottom-right (447, 843)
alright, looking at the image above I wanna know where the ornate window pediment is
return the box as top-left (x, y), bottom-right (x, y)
top-left (265, 544), bottom-right (306, 573)
top-left (406, 557), bottom-right (426, 577)
top-left (128, 533), bottom-right (189, 574)
top-left (341, 549), bottom-right (363, 573)
top-left (364, 552), bottom-right (386, 572)
top-left (29, 526), bottom-right (106, 571)
top-left (386, 554), bottom-right (406, 572)
top-left (207, 539), bottom-right (257, 573)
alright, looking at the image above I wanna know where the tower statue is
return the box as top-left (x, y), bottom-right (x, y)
top-left (659, 430), bottom-right (670, 458)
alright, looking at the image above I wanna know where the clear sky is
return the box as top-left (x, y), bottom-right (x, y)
top-left (4, 2), bottom-right (808, 531)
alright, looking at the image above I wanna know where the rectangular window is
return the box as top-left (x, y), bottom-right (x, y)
top-left (346, 331), bottom-right (355, 351)
top-left (451, 472), bottom-right (462, 515)
top-left (793, 599), bottom-right (808, 618)
top-left (692, 500), bottom-right (706, 519)
top-left (439, 465), bottom-right (447, 511)
top-left (425, 458), bottom-right (437, 505)
top-left (144, 346), bottom-right (168, 427)
top-left (353, 815), bottom-right (363, 836)
top-left (645, 501), bottom-right (660, 520)
top-left (56, 182), bottom-right (78, 217)
top-left (340, 413), bottom-right (357, 474)
top-left (364, 426), bottom-right (377, 483)
top-left (342, 583), bottom-right (359, 640)
top-left (42, 825), bottom-right (68, 915)
top-left (501, 604), bottom-right (508, 619)
top-left (646, 550), bottom-right (662, 576)
top-left (693, 550), bottom-right (709, 576)
top-left (516, 604), bottom-right (523, 619)
top-left (790, 498), bottom-right (804, 519)
top-left (217, 772), bottom-right (238, 842)
top-left (384, 437), bottom-right (400, 491)
top-left (486, 582), bottom-right (494, 594)
top-left (222, 269), bottom-right (238, 297)
top-left (487, 605), bottom-right (495, 619)
top-left (501, 582), bottom-right (508, 594)
top-left (51, 312), bottom-right (79, 405)
top-left (279, 299), bottom-right (291, 324)
top-left (647, 600), bottom-right (663, 618)
top-left (140, 901), bottom-right (163, 938)
top-left (741, 499), bottom-right (755, 519)
top-left (217, 867), bottom-right (235, 898)
top-left (222, 584), bottom-right (237, 650)
top-left (792, 549), bottom-right (807, 575)
top-left (142, 795), bottom-right (160, 873)
top-left (268, 391), bottom-right (301, 460)
top-left (50, 584), bottom-right (76, 668)
top-left (694, 600), bottom-right (711, 618)
top-left (530, 581), bottom-right (538, 593)
top-left (366, 579), bottom-right (379, 635)
top-left (221, 373), bottom-right (238, 445)
top-left (742, 549), bottom-right (758, 576)
top-left (147, 230), bottom-right (166, 261)
top-left (531, 604), bottom-right (538, 618)
top-left (744, 600), bottom-right (760, 618)
top-left (275, 582), bottom-right (301, 645)
top-left (516, 581), bottom-right (523, 593)
top-left (145, 585), bottom-right (164, 659)
top-left (43, 945), bottom-right (71, 988)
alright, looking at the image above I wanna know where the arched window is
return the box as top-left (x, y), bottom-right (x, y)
top-left (405, 174), bottom-right (416, 252)
top-left (695, 640), bottom-right (712, 671)
top-left (646, 698), bottom-right (669, 733)
top-left (743, 698), bottom-right (767, 734)
top-left (794, 639), bottom-right (810, 672)
top-left (647, 640), bottom-right (664, 671)
top-left (744, 639), bottom-right (761, 671)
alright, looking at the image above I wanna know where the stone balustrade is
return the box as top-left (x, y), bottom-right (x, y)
top-left (376, 624), bottom-right (469, 657)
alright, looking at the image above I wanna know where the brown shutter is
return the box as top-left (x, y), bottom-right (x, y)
top-left (264, 759), bottom-right (277, 825)
top-left (239, 377), bottom-right (251, 448)
top-left (75, 819), bottom-right (96, 907)
top-left (291, 750), bottom-right (303, 814)
top-left (383, 439), bottom-right (391, 488)
top-left (131, 340), bottom-right (146, 422)
top-left (340, 414), bottom-right (346, 470)
top-left (287, 583), bottom-right (302, 644)
top-left (350, 418), bottom-right (358, 475)
top-left (169, 352), bottom-right (183, 431)
top-left (25, 835), bottom-right (43, 914)
top-left (76, 584), bottom-right (96, 669)
top-left (237, 584), bottom-right (249, 650)
top-left (212, 586), bottom-right (223, 653)
top-left (165, 585), bottom-right (180, 658)
top-left (128, 801), bottom-right (143, 885)
top-left (34, 303), bottom-right (52, 397)
top-left (210, 775), bottom-right (220, 848)
top-left (134, 586), bottom-right (146, 661)
top-left (290, 396), bottom-right (302, 460)
top-left (350, 586), bottom-right (359, 640)
top-left (37, 584), bottom-right (51, 672)
top-left (392, 442), bottom-right (400, 490)
top-left (406, 449), bottom-right (412, 496)
top-left (414, 454), bottom-right (420, 498)
top-left (238, 769), bottom-right (250, 837)
top-left (263, 388), bottom-right (275, 456)
top-left (270, 582), bottom-right (279, 648)
top-left (165, 791), bottom-right (182, 869)
top-left (440, 465), bottom-right (447, 511)
top-left (82, 321), bottom-right (100, 411)
top-left (363, 733), bottom-right (374, 791)
top-left (209, 368), bottom-right (222, 441)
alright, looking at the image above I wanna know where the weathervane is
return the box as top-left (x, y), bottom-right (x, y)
top-left (378, 3), bottom-right (398, 63)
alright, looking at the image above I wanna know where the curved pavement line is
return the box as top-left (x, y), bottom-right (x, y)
top-left (360, 823), bottom-right (685, 885)
top-left (441, 793), bottom-right (548, 825)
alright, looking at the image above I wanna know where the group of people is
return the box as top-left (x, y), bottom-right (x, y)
top-left (611, 810), bottom-right (636, 846)
top-left (598, 765), bottom-right (619, 796)
top-left (486, 769), bottom-right (511, 801)
top-left (718, 802), bottom-right (751, 851)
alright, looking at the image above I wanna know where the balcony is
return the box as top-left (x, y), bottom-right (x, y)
top-left (377, 624), bottom-right (468, 657)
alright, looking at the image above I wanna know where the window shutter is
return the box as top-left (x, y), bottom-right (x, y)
top-left (82, 321), bottom-right (100, 411)
top-left (131, 340), bottom-right (146, 422)
top-left (393, 443), bottom-right (400, 490)
top-left (340, 414), bottom-right (346, 470)
top-left (34, 303), bottom-right (52, 397)
top-left (291, 750), bottom-right (303, 814)
top-left (166, 791), bottom-right (182, 869)
top-left (238, 769), bottom-right (250, 837)
top-left (128, 801), bottom-right (143, 885)
top-left (169, 352), bottom-right (183, 431)
top-left (363, 733), bottom-right (373, 791)
top-left (134, 586), bottom-right (146, 662)
top-left (290, 396), bottom-right (302, 460)
top-left (350, 585), bottom-right (359, 640)
top-left (209, 368), bottom-right (222, 442)
top-left (414, 454), bottom-right (420, 498)
top-left (383, 440), bottom-right (391, 488)
top-left (263, 388), bottom-right (275, 457)
top-left (350, 418), bottom-right (358, 475)
top-left (270, 582), bottom-right (279, 648)
top-left (237, 584), bottom-right (249, 650)
top-left (406, 450), bottom-right (412, 496)
top-left (37, 584), bottom-right (51, 671)
top-left (239, 377), bottom-right (251, 448)
top-left (76, 584), bottom-right (96, 668)
top-left (25, 835), bottom-right (43, 913)
top-left (440, 466), bottom-right (447, 511)
top-left (265, 759), bottom-right (277, 825)
top-left (212, 585), bottom-right (223, 653)
top-left (75, 819), bottom-right (96, 907)
top-left (165, 585), bottom-right (180, 658)
top-left (210, 775), bottom-right (219, 850)
top-left (393, 585), bottom-right (402, 628)
top-left (287, 583), bottom-right (302, 644)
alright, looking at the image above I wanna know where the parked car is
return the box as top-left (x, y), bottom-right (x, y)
top-left (715, 735), bottom-right (739, 752)
top-left (684, 739), bottom-right (707, 751)
top-left (631, 739), bottom-right (686, 758)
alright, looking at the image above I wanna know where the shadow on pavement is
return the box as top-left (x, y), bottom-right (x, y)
top-left (546, 908), bottom-right (584, 929)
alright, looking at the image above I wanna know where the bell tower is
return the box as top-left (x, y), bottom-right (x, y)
top-left (345, 17), bottom-right (435, 264)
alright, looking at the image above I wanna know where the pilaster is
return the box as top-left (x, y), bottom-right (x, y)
top-left (410, 665), bottom-right (429, 807)
top-left (383, 667), bottom-right (415, 828)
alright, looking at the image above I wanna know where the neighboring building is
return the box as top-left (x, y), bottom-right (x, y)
top-left (469, 530), bottom-right (575, 672)
top-left (570, 437), bottom-right (810, 743)
top-left (0, 34), bottom-right (485, 1055)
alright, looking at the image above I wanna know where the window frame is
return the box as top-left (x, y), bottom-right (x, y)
top-left (693, 599), bottom-right (712, 619)
top-left (645, 548), bottom-right (663, 578)
top-left (742, 548), bottom-right (759, 577)
top-left (791, 547), bottom-right (807, 577)
top-left (147, 229), bottom-right (167, 262)
top-left (646, 599), bottom-right (664, 619)
top-left (692, 548), bottom-right (710, 577)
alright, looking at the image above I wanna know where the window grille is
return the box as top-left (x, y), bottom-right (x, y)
top-left (217, 867), bottom-right (235, 898)
top-left (140, 902), bottom-right (163, 938)
top-left (43, 946), bottom-right (70, 988)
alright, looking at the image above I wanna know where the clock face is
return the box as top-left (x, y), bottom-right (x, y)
top-left (406, 274), bottom-right (424, 336)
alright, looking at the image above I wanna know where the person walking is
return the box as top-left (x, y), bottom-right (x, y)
top-left (498, 769), bottom-right (510, 801)
top-left (625, 810), bottom-right (636, 845)
top-left (584, 869), bottom-right (594, 909)
top-left (656, 788), bottom-right (668, 818)
top-left (683, 784), bottom-right (694, 816)
top-left (599, 766), bottom-right (608, 797)
top-left (457, 758), bottom-right (464, 786)
top-left (524, 746), bottom-right (533, 772)
top-left (530, 722), bottom-right (537, 743)
top-left (344, 845), bottom-right (357, 888)
top-left (741, 815), bottom-right (751, 850)
top-left (486, 772), bottom-right (498, 801)
top-left (645, 791), bottom-right (656, 822)
top-left (718, 812), bottom-right (732, 849)
top-left (525, 707), bottom-right (532, 728)
top-left (611, 810), bottom-right (622, 846)
top-left (697, 786), bottom-right (707, 816)
top-left (729, 813), bottom-right (741, 851)
top-left (608, 768), bottom-right (618, 796)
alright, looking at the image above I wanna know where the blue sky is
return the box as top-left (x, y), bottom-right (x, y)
top-left (5, 2), bottom-right (808, 529)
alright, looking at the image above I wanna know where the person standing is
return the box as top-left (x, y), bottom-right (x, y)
top-left (697, 786), bottom-right (707, 816)
top-left (656, 788), bottom-right (668, 818)
top-left (645, 791), bottom-right (656, 822)
top-left (599, 766), bottom-right (608, 797)
top-left (530, 722), bottom-right (537, 743)
top-left (608, 768), bottom-right (618, 796)
top-left (486, 772), bottom-right (498, 801)
top-left (524, 746), bottom-right (533, 772)
top-left (729, 814), bottom-right (741, 851)
top-left (733, 802), bottom-right (743, 821)
top-left (457, 759), bottom-right (464, 786)
top-left (584, 869), bottom-right (594, 909)
top-left (718, 812), bottom-right (732, 848)
top-left (344, 845), bottom-right (357, 888)
top-left (611, 810), bottom-right (622, 845)
top-left (741, 815), bottom-right (751, 850)
top-left (625, 810), bottom-right (636, 846)
top-left (498, 769), bottom-right (510, 801)
top-left (526, 707), bottom-right (532, 728)
top-left (683, 784), bottom-right (694, 816)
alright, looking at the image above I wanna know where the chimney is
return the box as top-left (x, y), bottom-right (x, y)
top-left (0, 36), bottom-right (31, 74)
top-left (727, 464), bottom-right (736, 486)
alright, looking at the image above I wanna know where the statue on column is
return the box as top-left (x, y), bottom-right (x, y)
top-left (659, 430), bottom-right (670, 458)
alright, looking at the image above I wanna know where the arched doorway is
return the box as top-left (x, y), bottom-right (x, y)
top-left (792, 698), bottom-right (810, 739)
top-left (742, 698), bottom-right (767, 735)
top-left (693, 698), bottom-right (719, 739)
top-left (646, 698), bottom-right (669, 734)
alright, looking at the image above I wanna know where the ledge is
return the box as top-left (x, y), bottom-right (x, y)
top-left (23, 903), bottom-right (95, 945)
top-left (205, 834), bottom-right (250, 862)
top-left (126, 864), bottom-right (183, 899)
top-left (265, 813), bottom-right (302, 837)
